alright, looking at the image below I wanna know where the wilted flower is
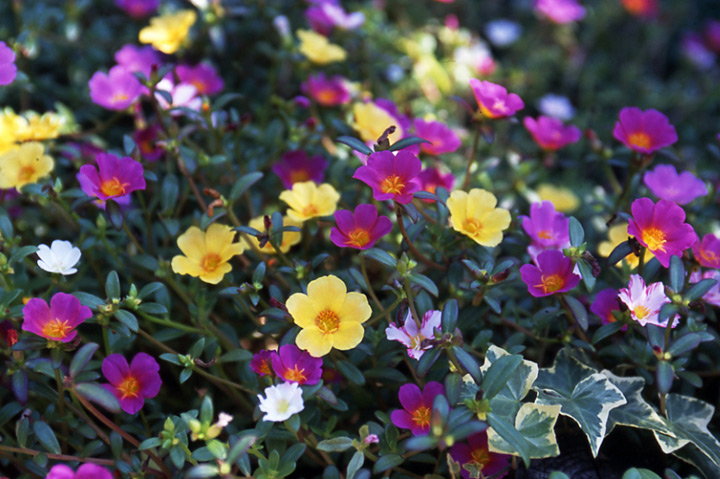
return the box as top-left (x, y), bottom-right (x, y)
top-left (297, 29), bottom-right (347, 64)
top-left (693, 233), bottom-right (720, 268)
top-left (115, 0), bottom-right (159, 18)
top-left (244, 215), bottom-right (302, 254)
top-left (302, 73), bottom-right (351, 106)
top-left (250, 350), bottom-right (276, 377)
top-left (520, 250), bottom-right (581, 297)
top-left (613, 107), bottom-right (677, 154)
top-left (271, 344), bottom-right (323, 385)
top-left (469, 79), bottom-right (524, 119)
top-left (536, 184), bottom-right (579, 212)
top-left (0, 41), bottom-right (17, 86)
top-left (46, 464), bottom-right (113, 479)
top-left (591, 288), bottom-right (623, 327)
top-left (102, 353), bottom-right (162, 414)
top-left (535, 0), bottom-right (586, 24)
top-left (450, 432), bottom-right (511, 479)
top-left (353, 150), bottom-right (422, 204)
top-left (485, 19), bottom-right (522, 47)
top-left (257, 382), bottom-right (304, 422)
top-left (0, 142), bottom-right (54, 191)
top-left (279, 181), bottom-right (340, 222)
top-left (643, 164), bottom-right (707, 205)
top-left (523, 116), bottom-right (582, 151)
top-left (618, 274), bottom-right (679, 328)
top-left (385, 309), bottom-right (441, 360)
top-left (598, 223), bottom-right (654, 270)
top-left (77, 153), bottom-right (146, 207)
top-left (272, 151), bottom-right (328, 189)
top-left (306, 2), bottom-right (365, 35)
top-left (114, 44), bottom-right (163, 78)
top-left (171, 224), bottom-right (244, 284)
top-left (22, 292), bottom-right (92, 343)
top-left (176, 63), bottom-right (224, 95)
top-left (36, 240), bottom-right (81, 275)
top-left (390, 382), bottom-right (445, 436)
top-left (330, 204), bottom-right (393, 250)
top-left (413, 119), bottom-right (462, 155)
top-left (139, 10), bottom-right (197, 54)
top-left (447, 189), bottom-right (511, 247)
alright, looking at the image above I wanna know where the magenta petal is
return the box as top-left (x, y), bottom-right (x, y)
top-left (75, 463), bottom-right (114, 479)
top-left (421, 381), bottom-right (445, 405)
top-left (391, 409), bottom-right (415, 430)
top-left (22, 298), bottom-right (51, 335)
top-left (103, 354), bottom-right (130, 386)
top-left (334, 209), bottom-right (356, 234)
top-left (46, 465), bottom-right (76, 479)
top-left (330, 227), bottom-right (350, 248)
top-left (353, 204), bottom-right (379, 231)
top-left (120, 394), bottom-right (145, 415)
top-left (398, 383), bottom-right (422, 411)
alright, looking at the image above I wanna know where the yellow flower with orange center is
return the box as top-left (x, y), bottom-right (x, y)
top-left (598, 223), bottom-right (654, 270)
top-left (139, 10), bottom-right (197, 54)
top-left (286, 275), bottom-right (371, 357)
top-left (171, 223), bottom-right (244, 284)
top-left (536, 184), bottom-right (579, 213)
top-left (0, 142), bottom-right (54, 190)
top-left (447, 189), bottom-right (511, 247)
top-left (297, 29), bottom-right (347, 65)
top-left (243, 215), bottom-right (302, 254)
top-left (352, 102), bottom-right (404, 144)
top-left (279, 181), bottom-right (340, 222)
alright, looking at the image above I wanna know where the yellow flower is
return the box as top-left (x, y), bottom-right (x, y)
top-left (352, 102), bottom-right (404, 144)
top-left (297, 29), bottom-right (346, 64)
top-left (287, 275), bottom-right (371, 357)
top-left (598, 223), bottom-right (654, 270)
top-left (18, 111), bottom-right (67, 142)
top-left (279, 181), bottom-right (340, 222)
top-left (447, 189), bottom-right (511, 247)
top-left (243, 215), bottom-right (302, 254)
top-left (139, 10), bottom-right (197, 54)
top-left (171, 223), bottom-right (244, 284)
top-left (536, 184), bottom-right (579, 213)
top-left (0, 142), bottom-right (54, 190)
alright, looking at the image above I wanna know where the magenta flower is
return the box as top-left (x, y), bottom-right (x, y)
top-left (250, 350), bottom-right (275, 377)
top-left (133, 124), bottom-right (164, 161)
top-left (77, 153), bottom-right (146, 207)
top-left (272, 150), bottom-right (328, 189)
top-left (330, 204), bottom-right (392, 250)
top-left (102, 353), bottom-right (162, 414)
top-left (270, 344), bottom-right (323, 385)
top-left (520, 250), bottom-right (580, 297)
top-left (523, 116), bottom-right (582, 151)
top-left (618, 274), bottom-right (679, 328)
top-left (469, 79), bottom-right (524, 119)
top-left (306, 3), bottom-right (365, 36)
top-left (353, 150), bottom-right (422, 204)
top-left (391, 382), bottom-right (445, 436)
top-left (613, 107), bottom-right (678, 154)
top-left (301, 73), bottom-right (351, 107)
top-left (385, 309), bottom-right (441, 360)
top-left (520, 201), bottom-right (570, 251)
top-left (0, 41), bottom-right (17, 86)
top-left (114, 44), bottom-right (163, 78)
top-left (22, 293), bottom-right (91, 343)
top-left (413, 119), bottom-right (462, 155)
top-left (627, 198), bottom-right (697, 268)
top-left (690, 270), bottom-right (720, 308)
top-left (591, 288), bottom-right (624, 328)
top-left (115, 0), bottom-right (159, 18)
top-left (88, 66), bottom-right (143, 111)
top-left (643, 164), bottom-right (707, 205)
top-left (693, 233), bottom-right (720, 268)
top-left (176, 63), bottom-right (224, 95)
top-left (449, 432), bottom-right (511, 479)
top-left (46, 463), bottom-right (113, 479)
top-left (535, 0), bottom-right (586, 24)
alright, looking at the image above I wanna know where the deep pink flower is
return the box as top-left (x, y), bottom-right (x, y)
top-left (330, 204), bottom-right (392, 250)
top-left (353, 150), bottom-right (422, 204)
top-left (613, 107), bottom-right (678, 154)
top-left (0, 41), bottom-right (17, 86)
top-left (115, 0), bottom-right (159, 18)
top-left (270, 344), bottom-right (323, 385)
top-left (591, 288), bottom-right (623, 328)
top-left (176, 63), bottom-right (224, 95)
top-left (469, 79), bottom-right (524, 119)
top-left (621, 0), bottom-right (658, 18)
top-left (690, 270), bottom-right (720, 308)
top-left (704, 20), bottom-right (720, 53)
top-left (22, 293), bottom-right (92, 343)
top-left (417, 167), bottom-right (455, 201)
top-left (523, 116), bottom-right (582, 151)
top-left (77, 153), bottom-right (146, 207)
top-left (643, 164), bottom-right (707, 205)
top-left (114, 44), bottom-right (163, 78)
top-left (618, 274), bottom-right (678, 328)
top-left (449, 432), bottom-right (510, 479)
top-left (305, 3), bottom-right (365, 36)
top-left (102, 353), bottom-right (162, 414)
top-left (88, 66), bottom-right (143, 111)
top-left (385, 310), bottom-right (441, 359)
top-left (520, 250), bottom-right (580, 297)
top-left (413, 119), bottom-right (462, 155)
top-left (390, 382), bottom-right (445, 436)
top-left (535, 0), bottom-right (586, 24)
top-left (133, 125), bottom-right (164, 161)
top-left (250, 350), bottom-right (276, 377)
top-left (520, 201), bottom-right (570, 251)
top-left (693, 233), bottom-right (720, 268)
top-left (627, 198), bottom-right (697, 268)
top-left (301, 73), bottom-right (351, 107)
top-left (46, 463), bottom-right (113, 479)
top-left (272, 151), bottom-right (328, 189)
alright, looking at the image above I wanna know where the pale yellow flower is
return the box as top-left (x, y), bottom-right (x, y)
top-left (536, 184), bottom-right (579, 213)
top-left (279, 182), bottom-right (340, 222)
top-left (243, 215), bottom-right (302, 254)
top-left (598, 223), bottom-right (654, 270)
top-left (297, 29), bottom-right (346, 64)
top-left (171, 224), bottom-right (244, 284)
top-left (139, 10), bottom-right (197, 54)
top-left (352, 102), bottom-right (404, 144)
top-left (17, 111), bottom-right (66, 142)
top-left (0, 142), bottom-right (54, 190)
top-left (447, 189), bottom-right (511, 247)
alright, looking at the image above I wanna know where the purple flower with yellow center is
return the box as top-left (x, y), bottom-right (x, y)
top-left (133, 124), bottom-right (164, 161)
top-left (102, 353), bottom-right (162, 414)
top-left (643, 164), bottom-right (707, 205)
top-left (271, 344), bottom-right (323, 385)
top-left (627, 198), bottom-right (697, 268)
top-left (618, 274), bottom-right (679, 328)
top-left (353, 150), bottom-right (422, 204)
top-left (88, 66), bottom-right (143, 111)
top-left (613, 107), bottom-right (677, 154)
top-left (301, 73), bottom-right (351, 107)
top-left (385, 310), bottom-right (441, 360)
top-left (413, 119), bottom-right (462, 155)
top-left (77, 153), bottom-right (146, 207)
top-left (469, 79), bottom-right (524, 119)
top-left (693, 233), bottom-right (720, 268)
top-left (272, 150), bottom-right (328, 189)
top-left (0, 41), bottom-right (17, 86)
top-left (523, 116), bottom-right (582, 151)
top-left (46, 463), bottom-right (113, 479)
top-left (330, 204), bottom-right (392, 250)
top-left (535, 0), bottom-right (586, 24)
top-left (22, 292), bottom-right (92, 343)
top-left (115, 0), bottom-right (159, 18)
top-left (449, 432), bottom-right (511, 479)
top-left (520, 201), bottom-right (570, 251)
top-left (690, 270), bottom-right (720, 308)
top-left (114, 44), bottom-right (163, 78)
top-left (391, 382), bottom-right (445, 436)
top-left (176, 63), bottom-right (224, 96)
top-left (250, 350), bottom-right (276, 377)
top-left (591, 288), bottom-right (624, 328)
top-left (520, 250), bottom-right (580, 297)
top-left (417, 167), bottom-right (455, 201)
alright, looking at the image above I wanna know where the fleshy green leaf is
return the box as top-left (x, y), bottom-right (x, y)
top-left (336, 136), bottom-right (373, 155)
top-left (74, 382), bottom-right (121, 413)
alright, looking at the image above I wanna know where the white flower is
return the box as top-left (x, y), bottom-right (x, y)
top-left (618, 274), bottom-right (679, 328)
top-left (36, 240), bottom-right (81, 275)
top-left (385, 310), bottom-right (441, 360)
top-left (257, 382), bottom-right (304, 422)
top-left (537, 94), bottom-right (575, 121)
top-left (216, 412), bottom-right (233, 428)
top-left (485, 19), bottom-right (522, 47)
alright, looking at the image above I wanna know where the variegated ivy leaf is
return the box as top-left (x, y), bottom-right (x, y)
top-left (533, 349), bottom-right (626, 457)
top-left (488, 403), bottom-right (562, 458)
top-left (652, 394), bottom-right (720, 466)
top-left (479, 344), bottom-right (539, 418)
top-left (601, 371), bottom-right (674, 438)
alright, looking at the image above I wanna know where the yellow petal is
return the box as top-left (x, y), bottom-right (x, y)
top-left (482, 208), bottom-right (511, 232)
top-left (286, 293), bottom-right (318, 329)
top-left (331, 322), bottom-right (365, 350)
top-left (199, 262), bottom-right (231, 284)
top-left (171, 255), bottom-right (202, 277)
top-left (307, 275), bottom-right (346, 313)
top-left (338, 292), bottom-right (372, 324)
top-left (205, 223), bottom-right (234, 253)
top-left (296, 328), bottom-right (334, 357)
top-left (177, 227), bottom-right (206, 261)
top-left (466, 188), bottom-right (497, 219)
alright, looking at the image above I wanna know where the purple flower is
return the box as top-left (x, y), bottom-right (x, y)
top-left (115, 0), bottom-right (159, 18)
top-left (102, 353), bottom-right (162, 414)
top-left (682, 33), bottom-right (716, 70)
top-left (114, 44), bottom-right (163, 78)
top-left (413, 119), bottom-right (462, 155)
top-left (390, 382), bottom-right (445, 436)
top-left (535, 0), bottom-right (586, 24)
top-left (690, 270), bottom-right (720, 308)
top-left (176, 63), bottom-right (224, 95)
top-left (0, 41), bottom-right (17, 86)
top-left (627, 198), bottom-right (697, 268)
top-left (88, 66), bottom-right (143, 111)
top-left (520, 201), bottom-right (570, 251)
top-left (618, 274), bottom-right (678, 328)
top-left (46, 463), bottom-right (113, 479)
top-left (133, 124), bottom-right (164, 161)
top-left (613, 107), bottom-right (678, 155)
top-left (301, 73), bottom-right (351, 106)
top-left (353, 150), bottom-right (422, 204)
top-left (330, 204), bottom-right (392, 250)
top-left (272, 150), bottom-right (328, 189)
top-left (591, 288), bottom-right (624, 328)
top-left (271, 344), bottom-right (323, 385)
top-left (22, 293), bottom-right (92, 343)
top-left (523, 116), bottom-right (582, 151)
top-left (417, 167), bottom-right (455, 201)
top-left (250, 350), bottom-right (275, 377)
top-left (693, 233), bottom-right (720, 268)
top-left (520, 250), bottom-right (580, 297)
top-left (449, 432), bottom-right (511, 479)
top-left (77, 153), bottom-right (146, 207)
top-left (643, 164), bottom-right (707, 205)
top-left (385, 309), bottom-right (441, 359)
top-left (469, 79), bottom-right (524, 119)
top-left (306, 3), bottom-right (365, 36)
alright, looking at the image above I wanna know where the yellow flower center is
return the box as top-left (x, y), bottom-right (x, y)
top-left (18, 165), bottom-right (36, 183)
top-left (627, 132), bottom-right (651, 149)
top-left (200, 252), bottom-right (222, 272)
top-left (284, 366), bottom-right (307, 383)
top-left (411, 405), bottom-right (431, 428)
top-left (381, 175), bottom-right (405, 195)
top-left (634, 305), bottom-right (650, 320)
top-left (642, 227), bottom-right (666, 252)
top-left (537, 274), bottom-right (564, 294)
top-left (537, 230), bottom-right (553, 240)
top-left (315, 309), bottom-right (340, 334)
top-left (347, 228), bottom-right (370, 248)
top-left (409, 333), bottom-right (426, 349)
top-left (41, 319), bottom-right (72, 340)
top-left (112, 93), bottom-right (129, 103)
top-left (100, 178), bottom-right (129, 197)
top-left (470, 447), bottom-right (492, 468)
top-left (463, 218), bottom-right (483, 235)
top-left (118, 375), bottom-right (141, 400)
top-left (700, 249), bottom-right (718, 265)
top-left (258, 359), bottom-right (272, 376)
top-left (301, 204), bottom-right (319, 217)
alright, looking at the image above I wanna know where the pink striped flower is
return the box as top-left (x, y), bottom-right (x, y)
top-left (353, 150), bottom-right (422, 204)
top-left (413, 119), bottom-right (462, 155)
top-left (330, 204), bottom-right (392, 250)
top-left (391, 382), bottom-right (445, 436)
top-left (520, 250), bottom-right (580, 297)
top-left (469, 80), bottom-right (524, 119)
top-left (693, 233), bottom-right (720, 268)
top-left (618, 274), bottom-right (678, 328)
top-left (88, 66), bottom-right (143, 111)
top-left (271, 344), bottom-right (323, 385)
top-left (535, 0), bottom-right (586, 24)
top-left (302, 73), bottom-right (351, 107)
top-left (643, 164), bottom-right (707, 205)
top-left (77, 153), bottom-right (146, 207)
top-left (102, 353), bottom-right (162, 414)
top-left (385, 309), bottom-right (441, 360)
top-left (523, 116), bottom-right (582, 151)
top-left (613, 107), bottom-right (678, 154)
top-left (22, 293), bottom-right (91, 343)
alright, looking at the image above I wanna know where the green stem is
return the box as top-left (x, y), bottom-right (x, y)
top-left (461, 126), bottom-right (482, 190)
top-left (122, 218), bottom-right (146, 255)
top-left (395, 203), bottom-right (445, 271)
top-left (137, 310), bottom-right (204, 334)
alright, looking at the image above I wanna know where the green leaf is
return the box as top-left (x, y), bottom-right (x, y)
top-left (568, 217), bottom-right (584, 247)
top-left (549, 472), bottom-right (570, 479)
top-left (452, 347), bottom-right (482, 384)
top-left (160, 175), bottom-right (179, 214)
top-left (105, 271), bottom-right (121, 299)
top-left (69, 342), bottom-right (99, 379)
top-left (138, 302), bottom-right (168, 315)
top-left (656, 361), bottom-right (674, 394)
top-left (607, 241), bottom-right (633, 266)
top-left (653, 394), bottom-right (720, 465)
top-left (114, 310), bottom-right (138, 333)
top-left (480, 354), bottom-right (524, 400)
top-left (479, 345), bottom-right (539, 419)
top-left (138, 282), bottom-right (165, 299)
top-left (33, 421), bottom-right (61, 454)
top-left (74, 382), bottom-right (121, 413)
top-left (229, 172), bottom-right (263, 200)
top-left (667, 332), bottom-right (704, 356)
top-left (336, 360), bottom-right (365, 385)
top-left (9, 245), bottom-right (38, 266)
top-left (564, 296), bottom-right (588, 331)
top-left (200, 396), bottom-right (214, 424)
top-left (416, 347), bottom-right (441, 377)
top-left (336, 136), bottom-right (373, 155)
top-left (346, 451), bottom-right (364, 479)
top-left (227, 435), bottom-right (256, 464)
top-left (441, 299), bottom-right (459, 333)
top-left (591, 322), bottom-right (625, 344)
top-left (186, 465), bottom-right (220, 479)
top-left (389, 136), bottom-right (431, 151)
top-left (139, 437), bottom-right (162, 450)
top-left (405, 435), bottom-right (438, 451)
top-left (106, 200), bottom-right (124, 230)
top-left (622, 468), bottom-right (662, 479)
top-left (362, 248), bottom-right (397, 269)
top-left (373, 453), bottom-right (403, 473)
top-left (577, 259), bottom-right (596, 292)
top-left (316, 437), bottom-right (354, 452)
top-left (685, 279), bottom-right (717, 302)
top-left (669, 256), bottom-right (685, 292)
top-left (408, 273), bottom-right (438, 297)
top-left (486, 412), bottom-right (531, 467)
top-left (489, 403), bottom-right (561, 460)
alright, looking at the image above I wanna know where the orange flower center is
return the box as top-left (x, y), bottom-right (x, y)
top-left (315, 309), bottom-right (340, 334)
top-left (316, 89), bottom-right (338, 105)
top-left (642, 227), bottom-right (666, 252)
top-left (347, 228), bottom-right (370, 248)
top-left (112, 93), bottom-right (130, 104)
top-left (117, 375), bottom-right (141, 400)
top-left (284, 366), bottom-right (307, 383)
top-left (537, 230), bottom-right (553, 240)
top-left (700, 249), bottom-right (718, 265)
top-left (258, 359), bottom-right (272, 376)
top-left (627, 132), bottom-right (651, 150)
top-left (411, 405), bottom-right (431, 428)
top-left (301, 204), bottom-right (319, 217)
top-left (200, 252), bottom-right (222, 272)
top-left (463, 218), bottom-right (483, 235)
top-left (537, 274), bottom-right (564, 294)
top-left (191, 80), bottom-right (207, 93)
top-left (289, 170), bottom-right (310, 184)
top-left (380, 175), bottom-right (405, 195)
top-left (634, 305), bottom-right (650, 320)
top-left (623, 0), bottom-right (650, 14)
top-left (18, 165), bottom-right (36, 183)
top-left (100, 177), bottom-right (129, 197)
top-left (41, 319), bottom-right (73, 340)
top-left (470, 447), bottom-right (492, 468)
